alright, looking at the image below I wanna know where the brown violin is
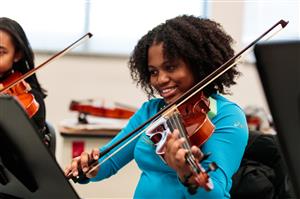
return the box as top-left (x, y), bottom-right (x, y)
top-left (69, 100), bottom-right (136, 123)
top-left (0, 71), bottom-right (39, 118)
top-left (145, 91), bottom-right (217, 192)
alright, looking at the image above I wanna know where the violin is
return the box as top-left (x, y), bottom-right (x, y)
top-left (146, 91), bottom-right (214, 154)
top-left (0, 71), bottom-right (39, 118)
top-left (0, 33), bottom-right (92, 118)
top-left (69, 100), bottom-right (136, 123)
top-left (146, 91), bottom-right (217, 192)
top-left (67, 20), bottom-right (288, 192)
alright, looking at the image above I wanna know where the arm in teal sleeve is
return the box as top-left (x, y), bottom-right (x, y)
top-left (90, 101), bottom-right (156, 182)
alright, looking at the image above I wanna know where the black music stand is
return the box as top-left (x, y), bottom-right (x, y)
top-left (254, 40), bottom-right (300, 198)
top-left (0, 96), bottom-right (79, 199)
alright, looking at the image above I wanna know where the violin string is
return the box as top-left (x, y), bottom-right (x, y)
top-left (167, 112), bottom-right (196, 170)
top-left (170, 113), bottom-right (200, 174)
top-left (172, 113), bottom-right (191, 150)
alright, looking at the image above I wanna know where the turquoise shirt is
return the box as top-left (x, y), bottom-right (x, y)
top-left (88, 94), bottom-right (249, 198)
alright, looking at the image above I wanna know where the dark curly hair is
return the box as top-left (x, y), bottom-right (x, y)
top-left (128, 15), bottom-right (240, 99)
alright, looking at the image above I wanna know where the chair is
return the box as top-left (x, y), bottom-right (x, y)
top-left (230, 131), bottom-right (296, 199)
top-left (45, 121), bottom-right (56, 155)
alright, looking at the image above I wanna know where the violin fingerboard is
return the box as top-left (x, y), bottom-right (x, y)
top-left (167, 113), bottom-right (201, 174)
top-left (166, 113), bottom-right (191, 150)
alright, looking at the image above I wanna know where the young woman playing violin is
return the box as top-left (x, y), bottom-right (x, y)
top-left (65, 15), bottom-right (249, 198)
top-left (0, 17), bottom-right (48, 142)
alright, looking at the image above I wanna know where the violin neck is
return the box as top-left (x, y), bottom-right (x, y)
top-left (166, 112), bottom-right (200, 174)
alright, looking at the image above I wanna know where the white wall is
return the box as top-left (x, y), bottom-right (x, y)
top-left (36, 55), bottom-right (146, 126)
top-left (209, 1), bottom-right (270, 110)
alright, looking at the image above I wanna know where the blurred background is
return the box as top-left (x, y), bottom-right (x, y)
top-left (1, 0), bottom-right (299, 198)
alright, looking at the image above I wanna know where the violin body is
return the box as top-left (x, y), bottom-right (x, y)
top-left (145, 91), bottom-right (216, 192)
top-left (0, 71), bottom-right (39, 118)
top-left (146, 91), bottom-right (215, 150)
top-left (177, 91), bottom-right (215, 146)
top-left (69, 100), bottom-right (135, 119)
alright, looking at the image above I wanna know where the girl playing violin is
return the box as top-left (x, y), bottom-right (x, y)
top-left (0, 17), bottom-right (48, 143)
top-left (65, 15), bottom-right (249, 198)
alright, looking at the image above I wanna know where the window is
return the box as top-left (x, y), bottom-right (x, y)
top-left (243, 0), bottom-right (300, 42)
top-left (1, 0), bottom-right (206, 56)
top-left (88, 0), bottom-right (206, 55)
top-left (0, 0), bottom-right (86, 52)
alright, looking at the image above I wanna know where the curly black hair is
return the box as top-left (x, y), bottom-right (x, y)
top-left (128, 15), bottom-right (240, 99)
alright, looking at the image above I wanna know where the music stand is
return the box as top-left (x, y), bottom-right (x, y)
top-left (0, 96), bottom-right (79, 199)
top-left (254, 40), bottom-right (300, 198)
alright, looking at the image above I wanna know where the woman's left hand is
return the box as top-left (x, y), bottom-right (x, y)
top-left (163, 129), bottom-right (204, 182)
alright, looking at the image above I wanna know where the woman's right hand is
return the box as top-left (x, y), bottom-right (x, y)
top-left (64, 148), bottom-right (100, 179)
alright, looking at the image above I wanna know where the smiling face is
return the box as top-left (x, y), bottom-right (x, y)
top-left (148, 42), bottom-right (196, 104)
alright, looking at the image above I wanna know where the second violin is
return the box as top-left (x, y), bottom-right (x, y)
top-left (69, 99), bottom-right (136, 123)
top-left (0, 71), bottom-right (39, 118)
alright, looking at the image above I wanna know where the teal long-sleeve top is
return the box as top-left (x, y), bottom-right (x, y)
top-left (85, 94), bottom-right (249, 198)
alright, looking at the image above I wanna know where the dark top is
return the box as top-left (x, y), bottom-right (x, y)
top-left (30, 86), bottom-right (56, 154)
top-left (29, 86), bottom-right (46, 134)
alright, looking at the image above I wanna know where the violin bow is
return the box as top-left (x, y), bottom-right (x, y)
top-left (68, 19), bottom-right (288, 182)
top-left (0, 33), bottom-right (93, 94)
